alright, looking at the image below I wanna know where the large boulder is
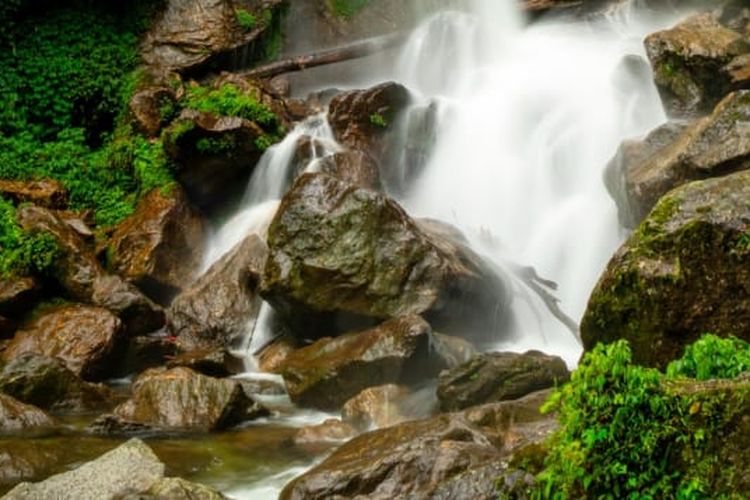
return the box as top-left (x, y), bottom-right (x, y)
top-left (437, 351), bottom-right (570, 412)
top-left (163, 110), bottom-right (269, 212)
top-left (0, 354), bottom-right (113, 412)
top-left (169, 234), bottom-right (267, 351)
top-left (261, 173), bottom-right (510, 340)
top-left (278, 316), bottom-right (448, 411)
top-left (128, 85), bottom-right (178, 137)
top-left (0, 179), bottom-right (67, 209)
top-left (0, 394), bottom-right (56, 434)
top-left (341, 385), bottom-right (413, 431)
top-left (91, 367), bottom-right (267, 433)
top-left (0, 277), bottom-right (41, 324)
top-left (16, 206), bottom-right (165, 336)
top-left (607, 91), bottom-right (750, 228)
top-left (582, 170), bottom-right (750, 368)
top-left (645, 13), bottom-right (750, 117)
top-left (1, 304), bottom-right (123, 381)
top-left (141, 477), bottom-right (228, 499)
top-left (108, 186), bottom-right (206, 304)
top-left (280, 390), bottom-right (556, 499)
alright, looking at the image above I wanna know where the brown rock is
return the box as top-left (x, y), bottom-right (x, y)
top-left (123, 335), bottom-right (178, 374)
top-left (278, 316), bottom-right (449, 411)
top-left (0, 394), bottom-right (56, 434)
top-left (128, 86), bottom-right (178, 137)
top-left (645, 13), bottom-right (750, 117)
top-left (0, 179), bottom-right (67, 209)
top-left (261, 173), bottom-right (510, 340)
top-left (0, 316), bottom-right (15, 338)
top-left (2, 304), bottom-right (123, 381)
top-left (257, 335), bottom-right (300, 374)
top-left (293, 418), bottom-right (357, 452)
top-left (169, 234), bottom-right (267, 351)
top-left (91, 367), bottom-right (267, 433)
top-left (166, 348), bottom-right (235, 377)
top-left (280, 390), bottom-right (556, 500)
top-left (108, 186), bottom-right (206, 304)
top-left (16, 206), bottom-right (165, 336)
top-left (0, 353), bottom-right (114, 412)
top-left (0, 277), bottom-right (41, 319)
top-left (341, 385), bottom-right (411, 431)
top-left (437, 351), bottom-right (570, 412)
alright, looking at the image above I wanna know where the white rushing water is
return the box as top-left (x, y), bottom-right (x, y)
top-left (201, 2), bottom-right (692, 496)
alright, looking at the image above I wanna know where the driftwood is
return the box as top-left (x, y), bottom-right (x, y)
top-left (240, 32), bottom-right (408, 80)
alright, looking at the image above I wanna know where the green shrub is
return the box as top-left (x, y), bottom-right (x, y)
top-left (235, 8), bottom-right (257, 31)
top-left (667, 334), bottom-right (750, 381)
top-left (0, 196), bottom-right (60, 278)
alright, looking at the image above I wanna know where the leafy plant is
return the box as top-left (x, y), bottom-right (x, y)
top-left (235, 8), bottom-right (257, 31)
top-left (369, 112), bottom-right (388, 128)
top-left (667, 334), bottom-right (750, 381)
top-left (0, 196), bottom-right (60, 278)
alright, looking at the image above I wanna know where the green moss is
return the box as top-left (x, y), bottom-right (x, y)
top-left (196, 136), bottom-right (236, 154)
top-left (369, 113), bottom-right (388, 128)
top-left (235, 8), bottom-right (257, 31)
top-left (0, 196), bottom-right (60, 278)
top-left (328, 0), bottom-right (370, 17)
top-left (184, 83), bottom-right (278, 126)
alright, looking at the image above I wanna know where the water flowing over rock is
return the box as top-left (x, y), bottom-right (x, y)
top-left (0, 394), bottom-right (56, 434)
top-left (108, 186), bottom-right (206, 304)
top-left (91, 367), bottom-right (267, 433)
top-left (606, 90), bottom-right (750, 228)
top-left (280, 390), bottom-right (556, 499)
top-left (1, 305), bottom-right (123, 381)
top-left (582, 170), bottom-right (750, 368)
top-left (340, 385), bottom-right (412, 432)
top-left (169, 234), bottom-right (267, 351)
top-left (645, 13), bottom-right (750, 118)
top-left (261, 173), bottom-right (510, 340)
top-left (0, 180), bottom-right (67, 209)
top-left (277, 316), bottom-right (448, 411)
top-left (0, 354), bottom-right (113, 412)
top-left (16, 206), bottom-right (165, 336)
top-left (437, 351), bottom-right (570, 412)
top-left (293, 419), bottom-right (358, 452)
top-left (163, 110), bottom-right (270, 212)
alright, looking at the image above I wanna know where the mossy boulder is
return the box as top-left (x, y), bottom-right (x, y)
top-left (90, 367), bottom-right (267, 433)
top-left (582, 170), bottom-right (750, 368)
top-left (261, 172), bottom-right (510, 340)
top-left (645, 13), bottom-right (750, 118)
top-left (108, 186), bottom-right (206, 304)
top-left (278, 315), bottom-right (447, 410)
top-left (606, 91), bottom-right (750, 228)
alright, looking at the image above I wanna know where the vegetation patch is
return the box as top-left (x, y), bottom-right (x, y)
top-left (0, 196), bottom-right (60, 278)
top-left (328, 0), bottom-right (370, 18)
top-left (235, 8), bottom-right (257, 31)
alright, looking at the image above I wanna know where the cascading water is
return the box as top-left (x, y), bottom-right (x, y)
top-left (200, 1), bottom-right (694, 496)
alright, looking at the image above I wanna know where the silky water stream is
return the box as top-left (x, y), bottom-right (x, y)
top-left (2, 2), bottom-right (694, 498)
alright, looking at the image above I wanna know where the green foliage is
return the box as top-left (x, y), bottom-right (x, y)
top-left (235, 8), bottom-right (257, 31)
top-left (328, 0), bottom-right (370, 17)
top-left (536, 336), bottom-right (750, 498)
top-left (369, 113), bottom-right (388, 128)
top-left (0, 197), bottom-right (60, 278)
top-left (667, 335), bottom-right (750, 381)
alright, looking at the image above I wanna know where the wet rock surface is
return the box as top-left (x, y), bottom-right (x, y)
top-left (169, 234), bottom-right (267, 351)
top-left (583, 169), bottom-right (750, 368)
top-left (1, 304), bottom-right (123, 381)
top-left (0, 180), bottom-right (67, 209)
top-left (277, 316), bottom-right (448, 411)
top-left (0, 277), bottom-right (41, 324)
top-left (128, 86), bottom-right (178, 137)
top-left (645, 13), bottom-right (750, 117)
top-left (437, 351), bottom-right (570, 412)
top-left (0, 394), bottom-right (56, 434)
top-left (91, 367), bottom-right (267, 433)
top-left (108, 186), bottom-right (206, 304)
top-left (261, 173), bottom-right (510, 340)
top-left (281, 390), bottom-right (556, 499)
top-left (340, 384), bottom-right (412, 432)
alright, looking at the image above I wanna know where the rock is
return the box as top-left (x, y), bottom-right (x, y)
top-left (437, 351), bottom-right (570, 412)
top-left (0, 440), bottom-right (67, 487)
top-left (3, 438), bottom-right (164, 500)
top-left (261, 173), bottom-right (510, 340)
top-left (1, 304), bottom-right (123, 381)
top-left (166, 348), bottom-right (235, 377)
top-left (123, 335), bottom-right (178, 374)
top-left (91, 367), bottom-right (267, 433)
top-left (163, 110), bottom-right (269, 212)
top-left (128, 86), bottom-right (178, 137)
top-left (582, 170), bottom-right (750, 368)
top-left (108, 186), bottom-right (206, 304)
top-left (320, 150), bottom-right (382, 190)
top-left (607, 91), bottom-right (750, 227)
top-left (431, 332), bottom-right (478, 369)
top-left (0, 353), bottom-right (113, 412)
top-left (341, 385), bottom-right (411, 431)
top-left (280, 390), bottom-right (556, 499)
top-left (140, 0), bottom-right (285, 75)
top-left (277, 316), bottom-right (449, 411)
top-left (328, 82), bottom-right (411, 186)
top-left (140, 477), bottom-right (227, 499)
top-left (169, 234), bottom-right (267, 351)
top-left (0, 179), bottom-right (67, 209)
top-left (0, 315), bottom-right (15, 338)
top-left (645, 13), bottom-right (750, 117)
top-left (257, 335), bottom-right (300, 374)
top-left (0, 394), bottom-right (56, 434)
top-left (293, 418), bottom-right (357, 452)
top-left (16, 206), bottom-right (165, 336)
top-left (0, 277), bottom-right (41, 320)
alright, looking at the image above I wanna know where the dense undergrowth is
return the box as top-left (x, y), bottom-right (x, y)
top-left (534, 334), bottom-right (750, 498)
